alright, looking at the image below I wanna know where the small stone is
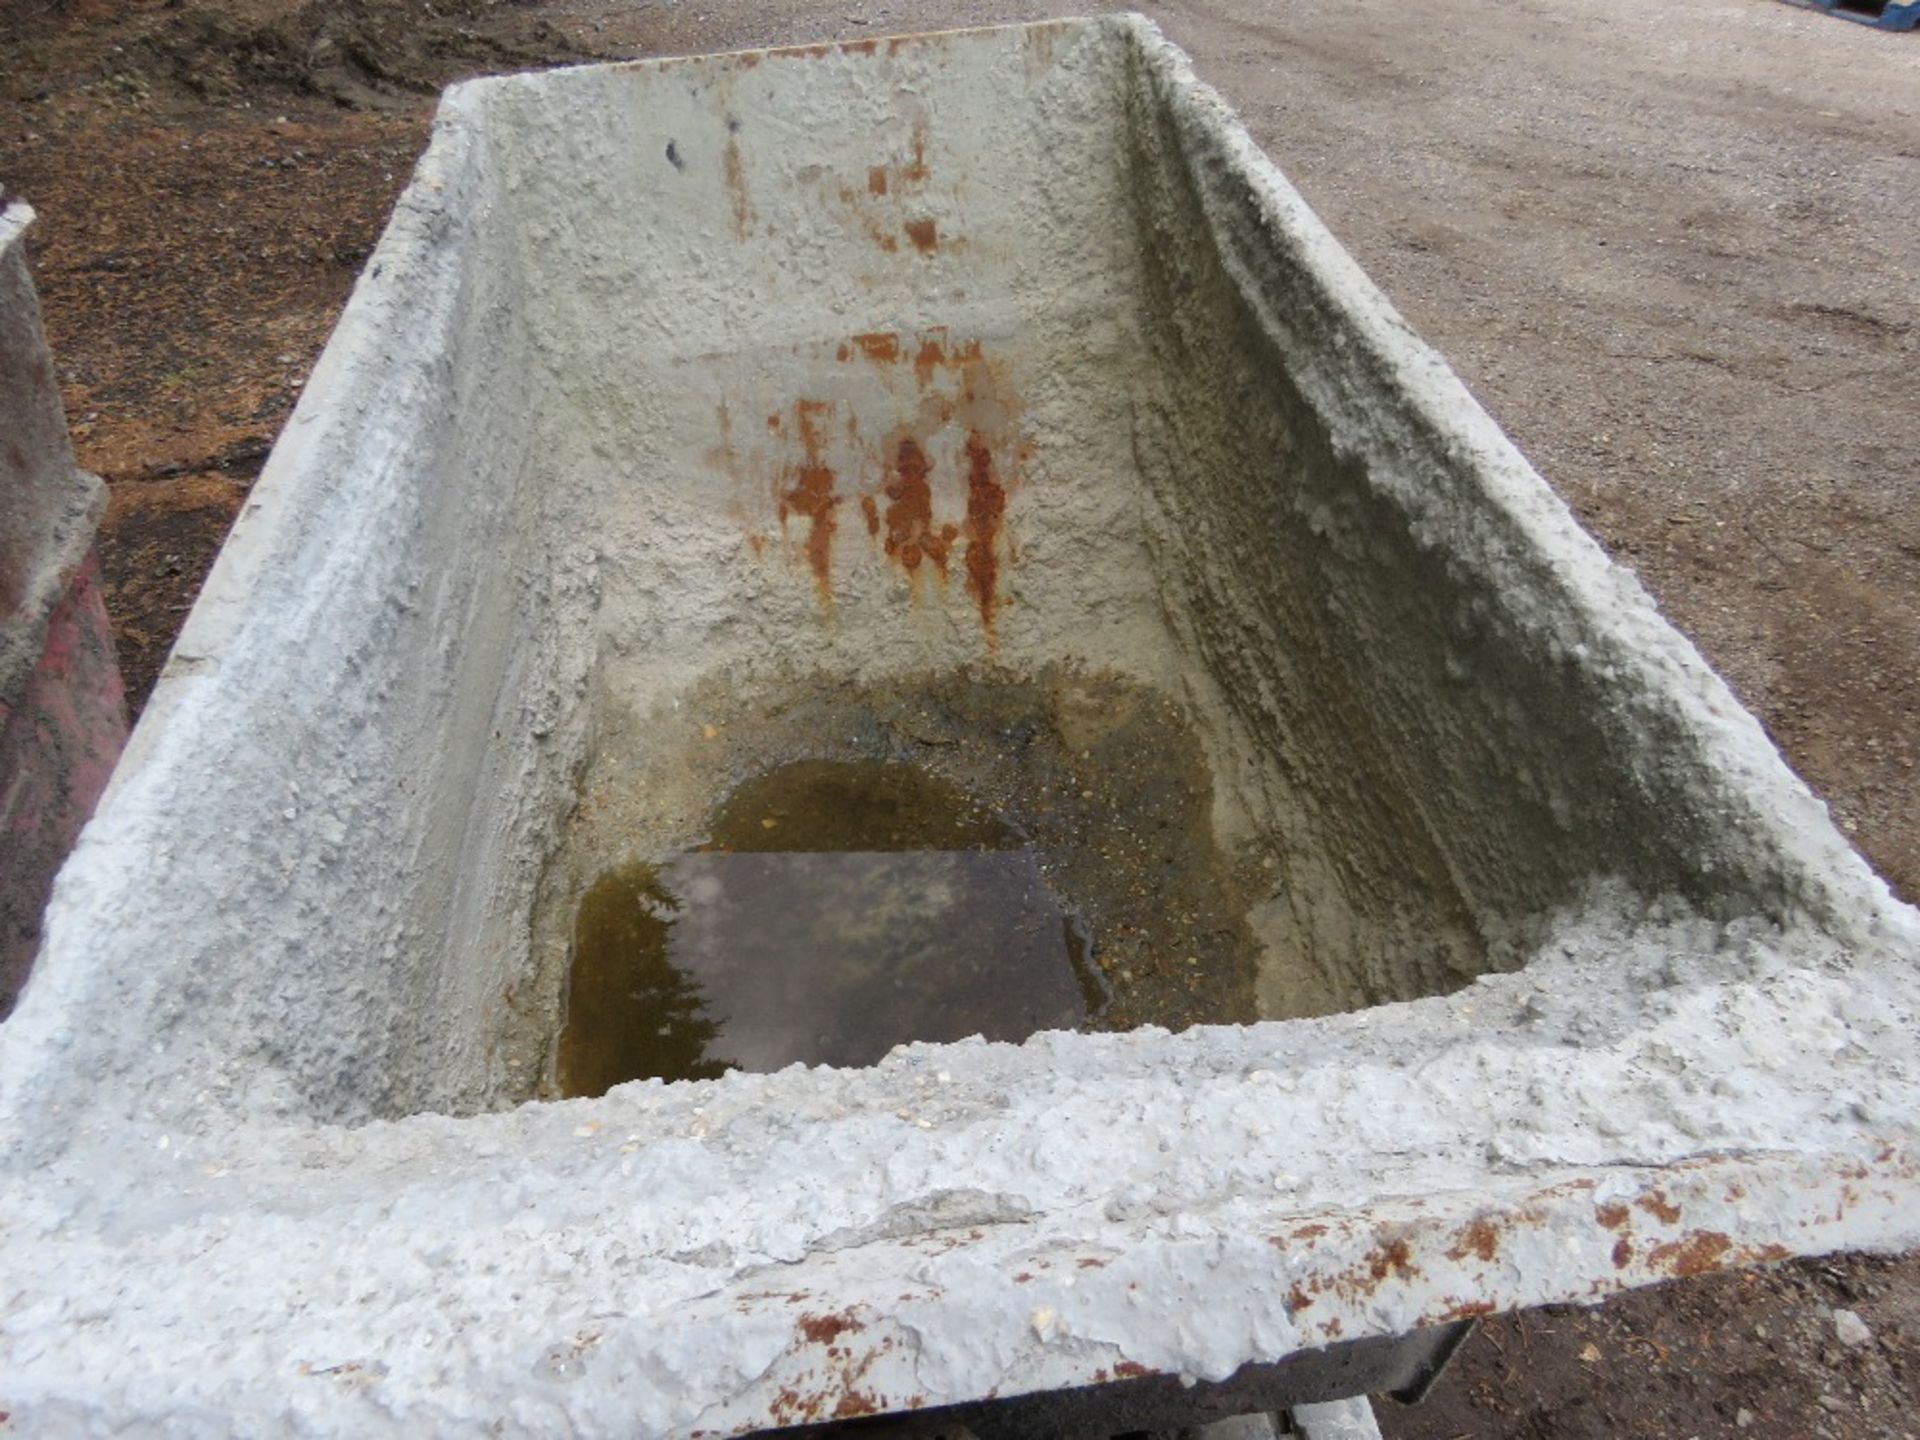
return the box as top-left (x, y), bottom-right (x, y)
top-left (536, 1344), bottom-right (586, 1381)
top-left (1834, 1308), bottom-right (1873, 1347)
top-left (1736, 1410), bottom-right (1754, 1430)
top-left (1579, 1342), bottom-right (1602, 1363)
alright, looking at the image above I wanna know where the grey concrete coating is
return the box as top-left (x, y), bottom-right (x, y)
top-left (0, 198), bottom-right (106, 724)
top-left (1, 199), bottom-right (124, 1020)
top-left (2, 16), bottom-right (1917, 1435)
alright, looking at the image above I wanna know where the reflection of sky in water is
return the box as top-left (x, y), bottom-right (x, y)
top-left (660, 850), bottom-right (1086, 1071)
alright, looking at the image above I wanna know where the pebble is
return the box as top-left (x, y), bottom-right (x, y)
top-left (1833, 1307), bottom-right (1873, 1347)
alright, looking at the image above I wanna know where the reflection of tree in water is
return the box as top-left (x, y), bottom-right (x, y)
top-left (557, 863), bottom-right (733, 1096)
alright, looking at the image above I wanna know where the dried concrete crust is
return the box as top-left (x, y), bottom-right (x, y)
top-left (0, 201), bottom-right (124, 1015)
top-left (0, 201), bottom-right (107, 715)
top-left (2, 16), bottom-right (1918, 1436)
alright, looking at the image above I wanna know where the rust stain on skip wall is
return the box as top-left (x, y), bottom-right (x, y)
top-left (903, 218), bottom-right (939, 254)
top-left (723, 127), bottom-right (753, 241)
top-left (962, 432), bottom-right (1006, 637)
top-left (710, 329), bottom-right (1019, 635)
top-left (776, 400), bottom-right (840, 604)
top-left (881, 436), bottom-right (957, 582)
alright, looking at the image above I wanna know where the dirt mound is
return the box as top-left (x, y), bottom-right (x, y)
top-left (114, 0), bottom-right (586, 109)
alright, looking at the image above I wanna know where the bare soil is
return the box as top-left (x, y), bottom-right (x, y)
top-left (4, 0), bottom-right (1916, 1433)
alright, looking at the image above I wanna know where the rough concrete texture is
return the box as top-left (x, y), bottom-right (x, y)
top-left (2, 16), bottom-right (1918, 1435)
top-left (0, 198), bottom-right (126, 1015)
top-left (1288, 1399), bottom-right (1381, 1440)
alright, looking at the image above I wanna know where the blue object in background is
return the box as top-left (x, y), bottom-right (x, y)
top-left (1781, 0), bottom-right (1920, 31)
